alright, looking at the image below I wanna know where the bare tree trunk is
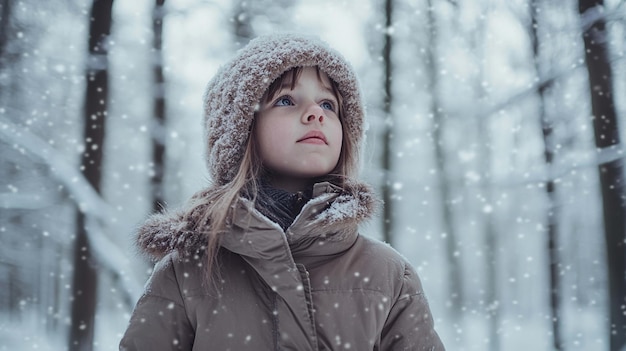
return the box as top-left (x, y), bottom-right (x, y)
top-left (481, 183), bottom-right (499, 351)
top-left (69, 1), bottom-right (113, 350)
top-left (381, 0), bottom-right (394, 245)
top-left (529, 1), bottom-right (562, 349)
top-left (151, 0), bottom-right (166, 213)
top-left (472, 17), bottom-right (500, 351)
top-left (425, 0), bottom-right (463, 316)
top-left (232, 0), bottom-right (253, 48)
top-left (578, 1), bottom-right (626, 350)
top-left (476, 82), bottom-right (502, 351)
top-left (8, 257), bottom-right (20, 317)
top-left (0, 0), bottom-right (11, 61)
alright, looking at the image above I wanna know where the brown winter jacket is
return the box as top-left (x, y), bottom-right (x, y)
top-left (120, 182), bottom-right (445, 350)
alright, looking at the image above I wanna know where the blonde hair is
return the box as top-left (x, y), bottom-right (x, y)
top-left (191, 66), bottom-right (356, 282)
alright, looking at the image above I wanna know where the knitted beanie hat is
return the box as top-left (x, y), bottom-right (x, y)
top-left (203, 33), bottom-right (365, 185)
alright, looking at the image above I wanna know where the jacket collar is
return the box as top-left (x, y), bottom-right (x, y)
top-left (136, 180), bottom-right (378, 261)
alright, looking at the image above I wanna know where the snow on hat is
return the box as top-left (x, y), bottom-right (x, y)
top-left (203, 33), bottom-right (365, 185)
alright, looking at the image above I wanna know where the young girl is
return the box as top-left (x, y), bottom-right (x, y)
top-left (120, 34), bottom-right (445, 351)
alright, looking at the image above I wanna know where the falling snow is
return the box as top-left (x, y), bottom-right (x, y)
top-left (1, 0), bottom-right (623, 350)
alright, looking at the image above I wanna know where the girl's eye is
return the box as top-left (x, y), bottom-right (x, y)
top-left (321, 101), bottom-right (335, 111)
top-left (274, 96), bottom-right (294, 106)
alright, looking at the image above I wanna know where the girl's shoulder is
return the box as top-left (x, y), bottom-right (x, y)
top-left (144, 251), bottom-right (213, 298)
top-left (354, 234), bottom-right (411, 265)
top-left (339, 234), bottom-right (417, 283)
top-left (352, 235), bottom-right (426, 294)
top-left (310, 234), bottom-right (424, 300)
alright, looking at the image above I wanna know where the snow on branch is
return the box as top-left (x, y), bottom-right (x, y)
top-left (580, 1), bottom-right (626, 32)
top-left (0, 117), bottom-right (144, 304)
top-left (0, 191), bottom-right (58, 209)
top-left (477, 53), bottom-right (625, 121)
top-left (0, 118), bottom-right (113, 218)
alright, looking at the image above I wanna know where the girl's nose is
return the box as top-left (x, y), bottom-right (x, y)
top-left (304, 103), bottom-right (324, 124)
top-left (307, 114), bottom-right (324, 123)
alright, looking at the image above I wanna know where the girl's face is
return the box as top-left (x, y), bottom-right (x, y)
top-left (254, 67), bottom-right (343, 192)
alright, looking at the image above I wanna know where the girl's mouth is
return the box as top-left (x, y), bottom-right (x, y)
top-left (297, 131), bottom-right (328, 144)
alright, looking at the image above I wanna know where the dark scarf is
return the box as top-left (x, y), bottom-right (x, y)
top-left (255, 183), bottom-right (313, 231)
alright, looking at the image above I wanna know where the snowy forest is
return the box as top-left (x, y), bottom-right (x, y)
top-left (0, 0), bottom-right (625, 350)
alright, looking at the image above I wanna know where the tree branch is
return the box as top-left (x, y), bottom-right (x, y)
top-left (0, 117), bottom-right (144, 307)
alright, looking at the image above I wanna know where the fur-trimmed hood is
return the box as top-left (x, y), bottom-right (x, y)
top-left (136, 181), bottom-right (378, 261)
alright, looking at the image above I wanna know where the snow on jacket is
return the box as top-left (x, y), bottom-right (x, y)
top-left (120, 181), bottom-right (445, 350)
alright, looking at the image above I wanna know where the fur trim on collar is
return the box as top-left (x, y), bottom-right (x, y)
top-left (135, 181), bottom-right (378, 261)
